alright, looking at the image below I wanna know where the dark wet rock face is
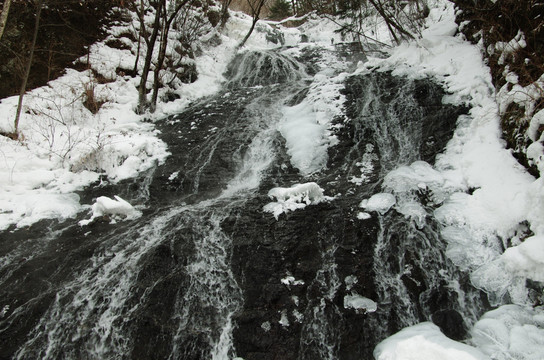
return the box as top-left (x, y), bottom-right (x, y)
top-left (432, 309), bottom-right (467, 341)
top-left (0, 47), bottom-right (486, 360)
top-left (224, 198), bottom-right (381, 359)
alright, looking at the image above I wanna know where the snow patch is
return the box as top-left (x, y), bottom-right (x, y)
top-left (279, 309), bottom-right (290, 327)
top-left (350, 144), bottom-right (377, 185)
top-left (261, 321), bottom-right (271, 332)
top-left (357, 212), bottom-right (371, 220)
top-left (292, 309), bottom-right (304, 323)
top-left (278, 46), bottom-right (348, 175)
top-left (344, 275), bottom-right (358, 290)
top-left (281, 276), bottom-right (305, 286)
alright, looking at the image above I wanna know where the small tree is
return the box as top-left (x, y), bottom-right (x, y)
top-left (367, 0), bottom-right (418, 44)
top-left (150, 0), bottom-right (194, 111)
top-left (136, 0), bottom-right (194, 113)
top-left (335, 0), bottom-right (428, 47)
top-left (136, 0), bottom-right (163, 113)
top-left (238, 0), bottom-right (268, 48)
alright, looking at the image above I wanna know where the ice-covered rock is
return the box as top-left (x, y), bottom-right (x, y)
top-left (343, 294), bottom-right (377, 313)
top-left (383, 161), bottom-right (444, 194)
top-left (502, 235), bottom-right (544, 282)
top-left (471, 305), bottom-right (544, 360)
top-left (360, 193), bottom-right (396, 214)
top-left (264, 182), bottom-right (331, 220)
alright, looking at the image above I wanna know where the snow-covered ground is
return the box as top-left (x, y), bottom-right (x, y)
top-left (1, 0), bottom-right (543, 358)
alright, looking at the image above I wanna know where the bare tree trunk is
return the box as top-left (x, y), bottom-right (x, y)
top-left (0, 0), bottom-right (12, 41)
top-left (239, 17), bottom-right (259, 48)
top-left (149, 0), bottom-right (193, 111)
top-left (368, 0), bottom-right (414, 44)
top-left (137, 0), bottom-right (163, 113)
top-left (150, 5), bottom-right (168, 112)
top-left (14, 0), bottom-right (43, 135)
top-left (133, 0), bottom-right (145, 74)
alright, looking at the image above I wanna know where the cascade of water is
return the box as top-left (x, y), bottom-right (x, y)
top-left (1, 47), bottom-right (314, 360)
top-left (0, 43), bottom-right (481, 360)
top-left (349, 75), bottom-right (424, 175)
top-left (344, 72), bottom-right (461, 175)
top-left (370, 214), bottom-right (484, 340)
top-left (169, 212), bottom-right (243, 360)
top-left (345, 71), bottom-right (485, 343)
top-left (225, 50), bottom-right (308, 89)
top-left (298, 243), bottom-right (342, 360)
top-left (13, 208), bottom-right (179, 359)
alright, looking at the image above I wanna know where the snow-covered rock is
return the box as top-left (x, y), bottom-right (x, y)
top-left (79, 195), bottom-right (141, 225)
top-left (263, 182), bottom-right (331, 220)
top-left (374, 322), bottom-right (490, 360)
top-left (359, 193), bottom-right (396, 214)
top-left (470, 305), bottom-right (544, 360)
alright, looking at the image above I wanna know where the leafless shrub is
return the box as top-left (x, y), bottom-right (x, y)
top-left (83, 80), bottom-right (106, 114)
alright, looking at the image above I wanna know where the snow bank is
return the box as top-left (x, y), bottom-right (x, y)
top-left (498, 73), bottom-right (544, 176)
top-left (374, 322), bottom-right (489, 360)
top-left (0, 136), bottom-right (100, 230)
top-left (263, 182), bottom-right (331, 220)
top-left (359, 193), bottom-right (396, 214)
top-left (79, 195), bottom-right (141, 226)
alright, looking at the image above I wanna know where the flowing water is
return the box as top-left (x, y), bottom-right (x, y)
top-left (0, 44), bottom-right (488, 359)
